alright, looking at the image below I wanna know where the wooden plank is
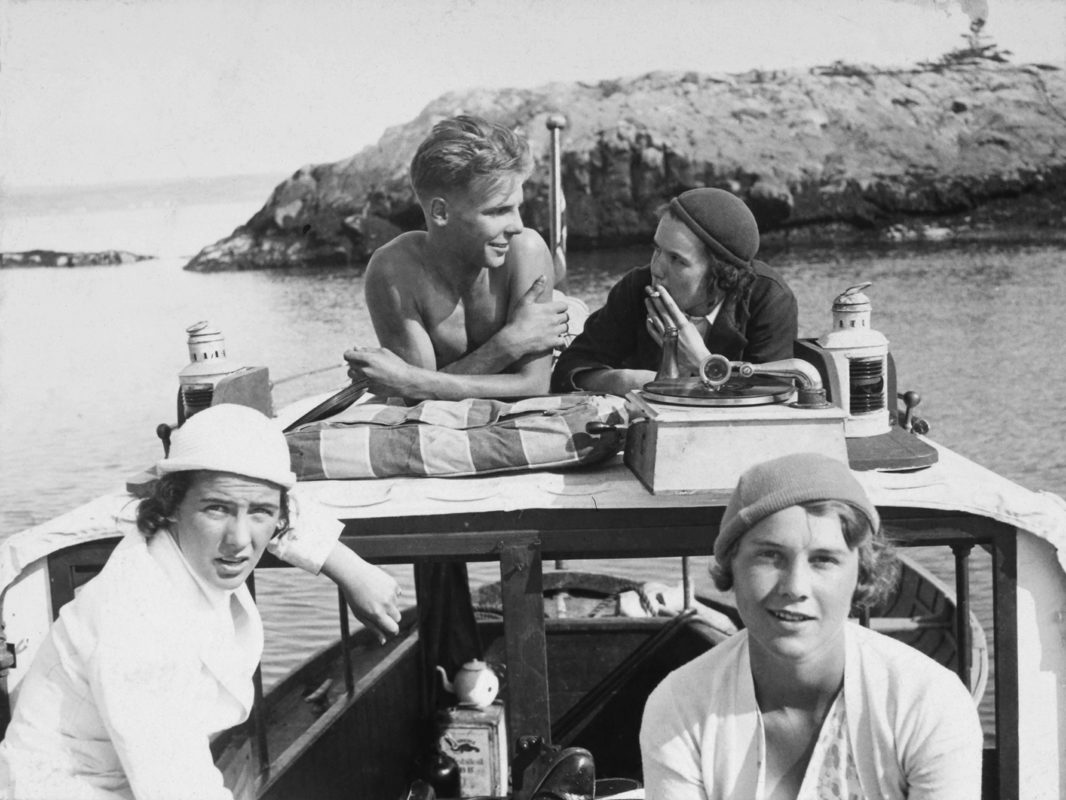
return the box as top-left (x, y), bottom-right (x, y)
top-left (334, 507), bottom-right (997, 563)
top-left (499, 541), bottom-right (550, 758)
top-left (255, 634), bottom-right (422, 800)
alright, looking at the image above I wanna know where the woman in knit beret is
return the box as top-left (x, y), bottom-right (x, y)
top-left (550, 188), bottom-right (797, 395)
top-left (640, 453), bottom-right (983, 800)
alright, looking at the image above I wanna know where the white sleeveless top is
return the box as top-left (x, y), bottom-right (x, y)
top-left (752, 691), bottom-right (863, 800)
top-left (794, 693), bottom-right (864, 800)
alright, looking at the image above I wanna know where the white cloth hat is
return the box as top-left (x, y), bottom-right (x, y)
top-left (156, 404), bottom-right (296, 489)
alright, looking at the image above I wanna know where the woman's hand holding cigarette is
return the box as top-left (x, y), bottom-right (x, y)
top-left (643, 285), bottom-right (712, 375)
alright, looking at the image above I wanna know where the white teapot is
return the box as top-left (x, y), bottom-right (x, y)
top-left (436, 659), bottom-right (499, 708)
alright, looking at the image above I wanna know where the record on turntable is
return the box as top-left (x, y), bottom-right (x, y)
top-left (640, 376), bottom-right (796, 407)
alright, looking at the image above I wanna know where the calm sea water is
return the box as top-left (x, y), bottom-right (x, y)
top-left (2, 240), bottom-right (1065, 705)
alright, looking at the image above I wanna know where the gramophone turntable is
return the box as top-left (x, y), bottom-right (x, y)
top-left (639, 375), bottom-right (796, 407)
top-left (623, 284), bottom-right (936, 494)
top-left (624, 348), bottom-right (849, 494)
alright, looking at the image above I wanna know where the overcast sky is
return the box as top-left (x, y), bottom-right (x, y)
top-left (2, 0), bottom-right (1063, 190)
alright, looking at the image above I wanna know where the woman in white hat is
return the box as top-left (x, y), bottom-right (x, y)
top-left (640, 453), bottom-right (982, 800)
top-left (0, 404), bottom-right (402, 800)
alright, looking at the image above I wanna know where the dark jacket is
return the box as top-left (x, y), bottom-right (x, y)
top-left (551, 261), bottom-right (797, 392)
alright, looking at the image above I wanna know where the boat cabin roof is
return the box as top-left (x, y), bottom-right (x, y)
top-left (3, 441), bottom-right (1064, 594)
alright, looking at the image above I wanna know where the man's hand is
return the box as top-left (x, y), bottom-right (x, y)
top-left (343, 346), bottom-right (417, 396)
top-left (644, 285), bottom-right (711, 375)
top-left (501, 275), bottom-right (570, 359)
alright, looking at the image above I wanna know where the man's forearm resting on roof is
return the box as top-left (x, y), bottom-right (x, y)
top-left (572, 367), bottom-right (656, 395)
top-left (392, 359), bottom-right (552, 400)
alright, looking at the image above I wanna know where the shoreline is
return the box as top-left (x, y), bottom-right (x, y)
top-left (5, 222), bottom-right (1063, 271)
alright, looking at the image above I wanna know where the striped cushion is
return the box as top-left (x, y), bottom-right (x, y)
top-left (286, 394), bottom-right (628, 480)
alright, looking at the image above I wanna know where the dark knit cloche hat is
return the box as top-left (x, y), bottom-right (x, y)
top-left (669, 188), bottom-right (760, 270)
top-left (715, 453), bottom-right (880, 561)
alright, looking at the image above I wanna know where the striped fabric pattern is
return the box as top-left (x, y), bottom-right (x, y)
top-left (286, 394), bottom-right (628, 480)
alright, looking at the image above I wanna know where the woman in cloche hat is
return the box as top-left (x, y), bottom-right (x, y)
top-left (0, 404), bottom-right (402, 800)
top-left (640, 453), bottom-right (983, 800)
top-left (551, 187), bottom-right (798, 395)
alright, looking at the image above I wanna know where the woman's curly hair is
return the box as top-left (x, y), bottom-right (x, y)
top-left (710, 499), bottom-right (900, 611)
top-left (705, 254), bottom-right (755, 331)
top-left (136, 471), bottom-right (292, 539)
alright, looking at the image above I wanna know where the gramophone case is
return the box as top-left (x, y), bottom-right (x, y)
top-left (623, 391), bottom-right (848, 494)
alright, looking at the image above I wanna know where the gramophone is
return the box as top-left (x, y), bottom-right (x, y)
top-left (624, 283), bottom-right (937, 494)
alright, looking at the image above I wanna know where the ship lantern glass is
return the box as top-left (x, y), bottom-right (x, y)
top-left (816, 283), bottom-right (891, 437)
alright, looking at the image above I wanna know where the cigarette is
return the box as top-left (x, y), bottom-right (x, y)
top-left (648, 290), bottom-right (661, 298)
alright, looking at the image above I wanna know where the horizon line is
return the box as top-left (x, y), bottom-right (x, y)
top-left (1, 170), bottom-right (294, 198)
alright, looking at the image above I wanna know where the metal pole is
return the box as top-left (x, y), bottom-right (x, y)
top-left (951, 543), bottom-right (974, 691)
top-left (338, 588), bottom-right (354, 694)
top-left (546, 115), bottom-right (568, 573)
top-left (245, 572), bottom-right (269, 772)
top-left (682, 557), bottom-right (693, 610)
top-left (546, 114), bottom-right (567, 290)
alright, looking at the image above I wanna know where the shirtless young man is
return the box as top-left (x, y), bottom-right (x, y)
top-left (341, 115), bottom-right (571, 698)
top-left (343, 115), bottom-right (569, 399)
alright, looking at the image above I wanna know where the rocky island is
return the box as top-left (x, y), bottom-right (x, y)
top-left (187, 59), bottom-right (1065, 272)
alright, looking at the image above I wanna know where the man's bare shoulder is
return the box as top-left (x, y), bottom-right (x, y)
top-left (501, 228), bottom-right (552, 294)
top-left (508, 228), bottom-right (549, 263)
top-left (366, 231), bottom-right (428, 282)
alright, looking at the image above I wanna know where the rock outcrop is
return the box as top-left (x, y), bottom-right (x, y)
top-left (186, 61), bottom-right (1066, 272)
top-left (1, 250), bottom-right (153, 268)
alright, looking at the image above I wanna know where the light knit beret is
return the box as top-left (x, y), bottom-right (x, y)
top-left (669, 188), bottom-right (760, 270)
top-left (156, 403), bottom-right (296, 489)
top-left (716, 453), bottom-right (879, 560)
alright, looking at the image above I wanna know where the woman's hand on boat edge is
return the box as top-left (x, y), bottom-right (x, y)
top-left (320, 544), bottom-right (403, 644)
